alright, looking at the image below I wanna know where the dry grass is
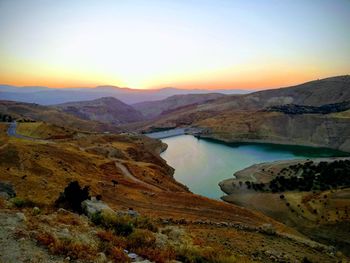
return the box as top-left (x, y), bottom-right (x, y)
top-left (35, 231), bottom-right (97, 260)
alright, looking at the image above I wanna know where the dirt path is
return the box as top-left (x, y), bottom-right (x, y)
top-left (115, 162), bottom-right (160, 191)
top-left (6, 122), bottom-right (53, 144)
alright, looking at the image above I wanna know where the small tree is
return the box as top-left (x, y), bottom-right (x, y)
top-left (55, 181), bottom-right (90, 213)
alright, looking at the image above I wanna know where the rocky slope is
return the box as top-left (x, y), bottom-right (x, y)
top-left (136, 75), bottom-right (350, 152)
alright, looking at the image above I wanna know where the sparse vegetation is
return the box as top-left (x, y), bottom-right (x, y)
top-left (91, 211), bottom-right (134, 236)
top-left (36, 231), bottom-right (97, 260)
top-left (267, 160), bottom-right (350, 193)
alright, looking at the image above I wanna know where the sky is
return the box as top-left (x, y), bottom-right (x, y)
top-left (0, 0), bottom-right (349, 90)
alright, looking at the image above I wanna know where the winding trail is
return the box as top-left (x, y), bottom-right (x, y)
top-left (6, 121), bottom-right (159, 191)
top-left (115, 162), bottom-right (160, 191)
top-left (6, 121), bottom-right (51, 143)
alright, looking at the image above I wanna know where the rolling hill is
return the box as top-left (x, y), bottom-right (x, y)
top-left (55, 97), bottom-right (145, 125)
top-left (133, 93), bottom-right (226, 118)
top-left (0, 100), bottom-right (121, 133)
top-left (136, 75), bottom-right (350, 152)
top-left (0, 85), bottom-right (249, 105)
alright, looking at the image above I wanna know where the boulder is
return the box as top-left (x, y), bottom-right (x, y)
top-left (0, 182), bottom-right (16, 200)
top-left (16, 212), bottom-right (26, 222)
top-left (81, 198), bottom-right (113, 218)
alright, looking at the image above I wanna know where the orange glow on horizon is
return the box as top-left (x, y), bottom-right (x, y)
top-left (0, 71), bottom-right (347, 90)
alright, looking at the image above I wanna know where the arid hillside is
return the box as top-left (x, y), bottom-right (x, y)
top-left (0, 122), bottom-right (344, 262)
top-left (56, 97), bottom-right (145, 124)
top-left (0, 100), bottom-right (121, 133)
top-left (220, 158), bottom-right (350, 255)
top-left (133, 93), bottom-right (226, 119)
top-left (137, 75), bottom-right (350, 152)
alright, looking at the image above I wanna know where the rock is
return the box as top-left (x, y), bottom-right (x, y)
top-left (127, 253), bottom-right (138, 260)
top-left (0, 192), bottom-right (10, 200)
top-left (32, 207), bottom-right (41, 215)
top-left (0, 182), bottom-right (16, 200)
top-left (81, 199), bottom-right (113, 218)
top-left (260, 224), bottom-right (276, 235)
top-left (16, 212), bottom-right (26, 222)
top-left (116, 209), bottom-right (139, 218)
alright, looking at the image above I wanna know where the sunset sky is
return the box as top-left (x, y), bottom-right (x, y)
top-left (0, 0), bottom-right (349, 90)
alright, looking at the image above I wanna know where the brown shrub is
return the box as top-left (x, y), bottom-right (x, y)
top-left (109, 246), bottom-right (130, 262)
top-left (97, 230), bottom-right (127, 247)
top-left (56, 213), bottom-right (81, 226)
top-left (36, 231), bottom-right (97, 260)
top-left (36, 232), bottom-right (55, 247)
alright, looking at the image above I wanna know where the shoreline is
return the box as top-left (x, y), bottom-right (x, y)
top-left (147, 127), bottom-right (350, 156)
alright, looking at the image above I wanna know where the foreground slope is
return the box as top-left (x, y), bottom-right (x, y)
top-left (0, 122), bottom-right (343, 262)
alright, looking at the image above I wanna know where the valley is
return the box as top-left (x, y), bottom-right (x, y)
top-left (1, 75), bottom-right (350, 262)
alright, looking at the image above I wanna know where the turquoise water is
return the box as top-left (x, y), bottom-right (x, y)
top-left (161, 135), bottom-right (346, 199)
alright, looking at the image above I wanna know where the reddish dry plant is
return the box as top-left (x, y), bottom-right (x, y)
top-left (35, 232), bottom-right (97, 260)
top-left (36, 232), bottom-right (55, 247)
top-left (97, 230), bottom-right (127, 247)
top-left (0, 198), bottom-right (6, 208)
top-left (109, 246), bottom-right (131, 262)
top-left (56, 213), bottom-right (81, 226)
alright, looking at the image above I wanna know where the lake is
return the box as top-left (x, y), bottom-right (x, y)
top-left (160, 135), bottom-right (346, 199)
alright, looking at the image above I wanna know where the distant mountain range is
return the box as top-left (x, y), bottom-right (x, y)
top-left (2, 75), bottom-right (350, 151)
top-left (0, 85), bottom-right (250, 105)
top-left (137, 75), bottom-right (350, 152)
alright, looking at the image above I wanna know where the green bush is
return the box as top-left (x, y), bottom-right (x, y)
top-left (91, 211), bottom-right (134, 237)
top-left (11, 197), bottom-right (35, 208)
top-left (133, 216), bottom-right (158, 232)
top-left (11, 197), bottom-right (26, 207)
